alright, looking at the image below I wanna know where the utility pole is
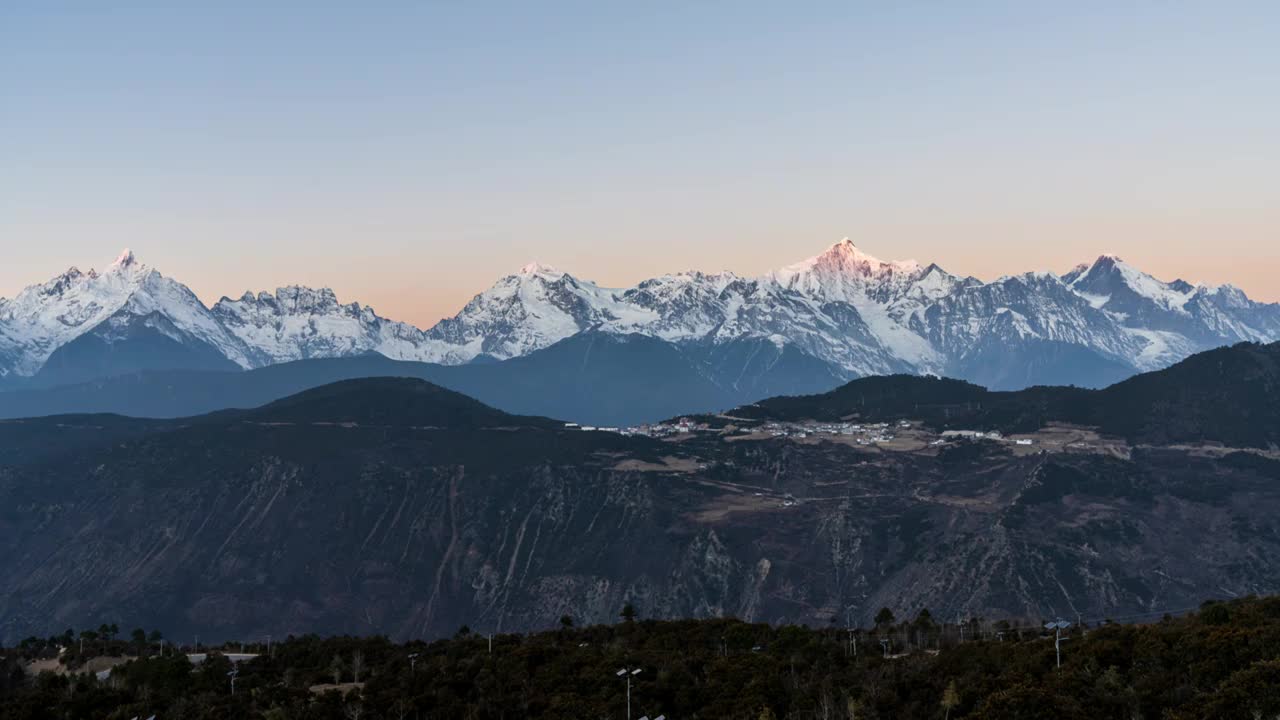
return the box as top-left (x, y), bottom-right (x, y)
top-left (488, 633), bottom-right (493, 655)
top-left (616, 667), bottom-right (642, 720)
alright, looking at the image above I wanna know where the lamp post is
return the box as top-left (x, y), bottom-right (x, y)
top-left (616, 667), bottom-right (642, 720)
top-left (408, 653), bottom-right (419, 673)
top-left (228, 668), bottom-right (239, 695)
top-left (1044, 620), bottom-right (1072, 669)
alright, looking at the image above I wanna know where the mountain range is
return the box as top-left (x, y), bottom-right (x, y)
top-left (3, 242), bottom-right (1276, 406)
top-left (2, 342), bottom-right (1277, 644)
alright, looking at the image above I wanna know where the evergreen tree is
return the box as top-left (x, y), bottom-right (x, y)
top-left (941, 680), bottom-right (960, 720)
top-left (329, 653), bottom-right (345, 685)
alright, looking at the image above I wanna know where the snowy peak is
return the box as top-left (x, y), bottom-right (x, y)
top-left (780, 238), bottom-right (922, 280)
top-left (1060, 263), bottom-right (1091, 285)
top-left (1069, 254), bottom-right (1195, 314)
top-left (518, 261), bottom-right (562, 278)
top-left (110, 247), bottom-right (140, 271)
top-left (769, 239), bottom-right (952, 306)
top-left (425, 265), bottom-right (658, 362)
top-left (0, 250), bottom-right (253, 375)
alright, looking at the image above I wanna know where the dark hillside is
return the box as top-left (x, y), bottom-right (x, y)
top-left (245, 376), bottom-right (556, 429)
top-left (1084, 340), bottom-right (1280, 445)
top-left (736, 341), bottom-right (1280, 446)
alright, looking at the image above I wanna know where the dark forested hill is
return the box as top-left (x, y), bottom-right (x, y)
top-left (243, 377), bottom-right (558, 429)
top-left (736, 341), bottom-right (1280, 447)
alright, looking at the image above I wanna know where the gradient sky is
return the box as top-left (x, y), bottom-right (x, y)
top-left (3, 1), bottom-right (1277, 327)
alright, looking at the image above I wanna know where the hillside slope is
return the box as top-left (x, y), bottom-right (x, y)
top-left (3, 371), bottom-right (1280, 644)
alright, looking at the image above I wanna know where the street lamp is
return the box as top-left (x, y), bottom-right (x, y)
top-left (616, 667), bottom-right (642, 720)
top-left (408, 653), bottom-right (419, 673)
top-left (879, 638), bottom-right (890, 658)
top-left (1044, 620), bottom-right (1072, 669)
top-left (227, 668), bottom-right (239, 695)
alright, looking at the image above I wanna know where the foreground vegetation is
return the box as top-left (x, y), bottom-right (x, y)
top-left (4, 597), bottom-right (1280, 719)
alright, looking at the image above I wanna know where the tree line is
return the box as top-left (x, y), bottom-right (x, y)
top-left (3, 597), bottom-right (1280, 718)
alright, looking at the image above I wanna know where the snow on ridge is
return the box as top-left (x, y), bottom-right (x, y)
top-left (1125, 328), bottom-right (1200, 370)
top-left (212, 284), bottom-right (448, 366)
top-left (1110, 258), bottom-right (1194, 313)
top-left (2, 243), bottom-right (1277, 381)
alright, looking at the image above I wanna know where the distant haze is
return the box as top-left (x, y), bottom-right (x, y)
top-left (3, 3), bottom-right (1277, 327)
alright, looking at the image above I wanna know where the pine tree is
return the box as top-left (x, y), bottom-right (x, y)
top-left (329, 654), bottom-right (345, 685)
top-left (941, 679), bottom-right (960, 720)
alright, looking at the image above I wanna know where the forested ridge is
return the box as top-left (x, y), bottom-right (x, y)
top-left (736, 341), bottom-right (1280, 448)
top-left (4, 596), bottom-right (1280, 719)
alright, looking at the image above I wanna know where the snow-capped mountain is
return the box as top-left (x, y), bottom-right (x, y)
top-left (1, 242), bottom-right (1277, 392)
top-left (0, 250), bottom-right (253, 380)
top-left (422, 263), bottom-right (658, 363)
top-left (1066, 254), bottom-right (1280, 352)
top-left (211, 286), bottom-right (451, 366)
top-left (609, 265), bottom-right (906, 377)
top-left (767, 240), bottom-right (973, 370)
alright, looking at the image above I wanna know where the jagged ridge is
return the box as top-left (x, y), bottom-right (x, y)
top-left (2, 241), bottom-right (1277, 391)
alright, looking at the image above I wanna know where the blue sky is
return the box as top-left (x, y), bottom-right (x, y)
top-left (3, 2), bottom-right (1276, 325)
